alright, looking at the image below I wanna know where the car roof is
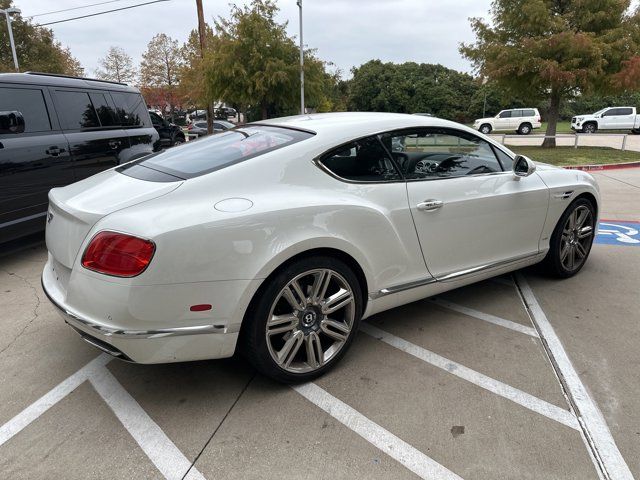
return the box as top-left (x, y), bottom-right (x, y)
top-left (253, 112), bottom-right (472, 138)
top-left (0, 72), bottom-right (140, 93)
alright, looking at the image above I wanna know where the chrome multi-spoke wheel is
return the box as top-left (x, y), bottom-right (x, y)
top-left (265, 268), bottom-right (356, 374)
top-left (559, 205), bottom-right (594, 271)
top-left (543, 198), bottom-right (596, 278)
top-left (243, 256), bottom-right (362, 383)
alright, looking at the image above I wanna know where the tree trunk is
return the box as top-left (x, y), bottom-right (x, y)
top-left (261, 102), bottom-right (268, 120)
top-left (542, 87), bottom-right (561, 148)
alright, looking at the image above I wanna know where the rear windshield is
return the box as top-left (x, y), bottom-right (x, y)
top-left (124, 125), bottom-right (313, 179)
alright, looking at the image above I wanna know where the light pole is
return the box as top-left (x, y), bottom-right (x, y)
top-left (297, 0), bottom-right (304, 115)
top-left (1, 7), bottom-right (20, 72)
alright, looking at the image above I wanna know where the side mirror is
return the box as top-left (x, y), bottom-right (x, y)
top-left (0, 111), bottom-right (25, 134)
top-left (513, 155), bottom-right (536, 177)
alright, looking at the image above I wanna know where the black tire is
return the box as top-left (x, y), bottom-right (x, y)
top-left (518, 123), bottom-right (532, 135)
top-left (631, 129), bottom-right (640, 135)
top-left (172, 136), bottom-right (185, 147)
top-left (242, 256), bottom-right (363, 383)
top-left (542, 198), bottom-right (596, 278)
top-left (479, 124), bottom-right (492, 134)
top-left (583, 122), bottom-right (597, 134)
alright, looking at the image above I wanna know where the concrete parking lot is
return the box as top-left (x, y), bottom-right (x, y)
top-left (1, 168), bottom-right (638, 480)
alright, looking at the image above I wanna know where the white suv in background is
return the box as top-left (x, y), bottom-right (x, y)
top-left (473, 108), bottom-right (542, 135)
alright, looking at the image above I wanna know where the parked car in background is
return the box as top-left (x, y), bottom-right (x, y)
top-left (187, 119), bottom-right (234, 137)
top-left (473, 108), bottom-right (541, 135)
top-left (0, 72), bottom-right (158, 244)
top-left (149, 111), bottom-right (185, 147)
top-left (571, 107), bottom-right (640, 134)
top-left (42, 112), bottom-right (599, 383)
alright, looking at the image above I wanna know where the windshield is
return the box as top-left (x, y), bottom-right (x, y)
top-left (122, 125), bottom-right (314, 179)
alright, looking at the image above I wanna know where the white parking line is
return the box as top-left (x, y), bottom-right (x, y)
top-left (293, 382), bottom-right (463, 480)
top-left (360, 323), bottom-right (580, 430)
top-left (89, 366), bottom-right (206, 480)
top-left (515, 274), bottom-right (634, 480)
top-left (0, 353), bottom-right (111, 447)
top-left (429, 298), bottom-right (539, 337)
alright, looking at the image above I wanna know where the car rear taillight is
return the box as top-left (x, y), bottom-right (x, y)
top-left (82, 231), bottom-right (155, 277)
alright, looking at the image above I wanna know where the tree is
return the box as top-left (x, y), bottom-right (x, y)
top-left (204, 0), bottom-right (332, 120)
top-left (461, 0), bottom-right (639, 147)
top-left (348, 60), bottom-right (479, 123)
top-left (95, 46), bottom-right (137, 84)
top-left (0, 0), bottom-right (83, 75)
top-left (140, 33), bottom-right (182, 120)
top-left (179, 27), bottom-right (216, 110)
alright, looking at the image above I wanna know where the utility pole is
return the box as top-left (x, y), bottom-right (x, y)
top-left (1, 7), bottom-right (21, 72)
top-left (195, 0), bottom-right (214, 133)
top-left (297, 0), bottom-right (304, 115)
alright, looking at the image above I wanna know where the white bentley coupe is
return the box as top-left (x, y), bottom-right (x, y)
top-left (42, 112), bottom-right (600, 382)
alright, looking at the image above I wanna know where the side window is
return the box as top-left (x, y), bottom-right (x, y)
top-left (603, 109), bottom-right (619, 117)
top-left (381, 128), bottom-right (502, 179)
top-left (523, 109), bottom-right (536, 117)
top-left (111, 92), bottom-right (152, 127)
top-left (55, 90), bottom-right (99, 129)
top-left (618, 107), bottom-right (633, 116)
top-left (149, 111), bottom-right (163, 126)
top-left (499, 111), bottom-right (511, 118)
top-left (493, 147), bottom-right (514, 171)
top-left (0, 87), bottom-right (51, 133)
top-left (512, 110), bottom-right (523, 118)
top-left (89, 93), bottom-right (117, 127)
top-left (319, 135), bottom-right (401, 182)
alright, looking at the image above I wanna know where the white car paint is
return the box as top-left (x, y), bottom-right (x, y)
top-left (473, 108), bottom-right (542, 134)
top-left (570, 106), bottom-right (640, 132)
top-left (42, 112), bottom-right (600, 364)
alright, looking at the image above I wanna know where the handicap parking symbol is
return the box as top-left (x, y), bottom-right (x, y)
top-left (595, 221), bottom-right (640, 246)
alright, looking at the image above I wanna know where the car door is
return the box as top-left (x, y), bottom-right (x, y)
top-left (495, 110), bottom-right (511, 130)
top-left (149, 111), bottom-right (172, 147)
top-left (387, 127), bottom-right (549, 278)
top-left (0, 84), bottom-right (74, 242)
top-left (110, 91), bottom-right (159, 155)
top-left (599, 108), bottom-right (618, 129)
top-left (51, 88), bottom-right (130, 181)
top-left (612, 107), bottom-right (635, 129)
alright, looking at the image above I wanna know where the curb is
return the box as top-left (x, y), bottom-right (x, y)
top-left (563, 161), bottom-right (640, 171)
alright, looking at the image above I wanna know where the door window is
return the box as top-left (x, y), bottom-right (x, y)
top-left (498, 111), bottom-right (512, 118)
top-left (111, 92), bottom-right (152, 127)
top-left (319, 136), bottom-right (401, 182)
top-left (89, 93), bottom-right (118, 127)
top-left (55, 90), bottom-right (99, 130)
top-left (381, 128), bottom-right (504, 179)
top-left (0, 87), bottom-right (51, 133)
top-left (618, 108), bottom-right (633, 116)
top-left (603, 109), bottom-right (620, 117)
top-left (511, 110), bottom-right (523, 118)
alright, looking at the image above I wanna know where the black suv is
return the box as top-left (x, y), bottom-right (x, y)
top-left (149, 111), bottom-right (185, 147)
top-left (0, 72), bottom-right (159, 244)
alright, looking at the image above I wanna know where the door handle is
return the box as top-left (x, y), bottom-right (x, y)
top-left (46, 146), bottom-right (65, 156)
top-left (416, 199), bottom-right (443, 211)
top-left (108, 140), bottom-right (121, 149)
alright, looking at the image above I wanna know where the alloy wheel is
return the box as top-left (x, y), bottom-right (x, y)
top-left (265, 268), bottom-right (356, 374)
top-left (559, 205), bottom-right (594, 271)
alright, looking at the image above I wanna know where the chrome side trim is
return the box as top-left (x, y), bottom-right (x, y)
top-left (41, 275), bottom-right (235, 339)
top-left (369, 276), bottom-right (437, 300)
top-left (552, 191), bottom-right (574, 200)
top-left (370, 252), bottom-right (541, 299)
top-left (436, 252), bottom-right (540, 282)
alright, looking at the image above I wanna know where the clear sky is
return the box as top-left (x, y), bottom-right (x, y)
top-left (16, 0), bottom-right (493, 77)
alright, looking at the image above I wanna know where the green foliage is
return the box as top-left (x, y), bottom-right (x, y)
top-left (0, 0), bottom-right (83, 75)
top-left (460, 0), bottom-right (639, 146)
top-left (140, 33), bottom-right (183, 119)
top-left (179, 27), bottom-right (217, 108)
top-left (349, 60), bottom-right (484, 123)
top-left (203, 0), bottom-right (333, 119)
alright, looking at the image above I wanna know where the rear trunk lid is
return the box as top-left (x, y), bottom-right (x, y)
top-left (46, 169), bottom-right (182, 268)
